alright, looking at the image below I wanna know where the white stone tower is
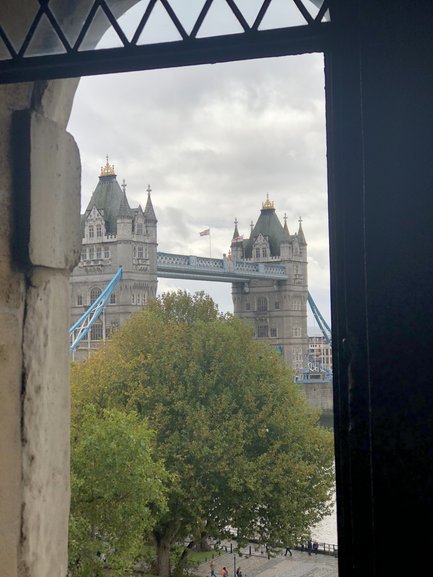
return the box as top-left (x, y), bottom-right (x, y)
top-left (70, 157), bottom-right (158, 358)
top-left (231, 195), bottom-right (308, 376)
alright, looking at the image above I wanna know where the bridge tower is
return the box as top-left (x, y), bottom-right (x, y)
top-left (70, 158), bottom-right (158, 358)
top-left (231, 196), bottom-right (308, 376)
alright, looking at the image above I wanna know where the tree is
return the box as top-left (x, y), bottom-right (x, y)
top-left (71, 291), bottom-right (334, 577)
top-left (69, 404), bottom-right (168, 576)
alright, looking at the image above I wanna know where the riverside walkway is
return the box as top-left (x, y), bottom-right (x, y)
top-left (195, 548), bottom-right (338, 577)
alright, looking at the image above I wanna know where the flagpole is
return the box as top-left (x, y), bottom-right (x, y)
top-left (209, 227), bottom-right (212, 258)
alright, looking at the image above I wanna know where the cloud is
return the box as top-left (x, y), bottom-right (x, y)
top-left (68, 52), bottom-right (330, 324)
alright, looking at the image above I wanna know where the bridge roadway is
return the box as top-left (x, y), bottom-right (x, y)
top-left (157, 252), bottom-right (288, 283)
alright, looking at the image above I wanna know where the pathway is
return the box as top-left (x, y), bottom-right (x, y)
top-left (194, 549), bottom-right (338, 577)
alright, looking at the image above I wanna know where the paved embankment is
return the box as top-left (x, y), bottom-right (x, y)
top-left (195, 549), bottom-right (338, 577)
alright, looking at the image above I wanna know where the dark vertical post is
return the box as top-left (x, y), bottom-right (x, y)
top-left (326, 1), bottom-right (433, 575)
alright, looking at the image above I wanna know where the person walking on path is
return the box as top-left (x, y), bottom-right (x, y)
top-left (210, 559), bottom-right (215, 577)
top-left (284, 546), bottom-right (293, 557)
top-left (236, 567), bottom-right (242, 577)
top-left (307, 540), bottom-right (313, 556)
top-left (313, 541), bottom-right (319, 555)
top-left (222, 566), bottom-right (228, 577)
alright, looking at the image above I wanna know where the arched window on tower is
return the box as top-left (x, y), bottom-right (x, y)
top-left (292, 326), bottom-right (302, 337)
top-left (90, 320), bottom-right (103, 341)
top-left (257, 297), bottom-right (268, 312)
top-left (257, 325), bottom-right (268, 338)
top-left (90, 287), bottom-right (102, 304)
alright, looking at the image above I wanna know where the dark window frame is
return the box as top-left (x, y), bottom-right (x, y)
top-left (4, 3), bottom-right (431, 576)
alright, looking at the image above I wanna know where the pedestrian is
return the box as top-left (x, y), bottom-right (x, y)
top-left (222, 566), bottom-right (228, 577)
top-left (284, 546), bottom-right (292, 557)
top-left (210, 559), bottom-right (215, 577)
top-left (313, 541), bottom-right (318, 555)
top-left (236, 567), bottom-right (242, 577)
top-left (307, 540), bottom-right (312, 556)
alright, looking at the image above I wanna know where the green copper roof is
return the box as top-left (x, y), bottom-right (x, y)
top-left (244, 205), bottom-right (285, 257)
top-left (84, 174), bottom-right (130, 234)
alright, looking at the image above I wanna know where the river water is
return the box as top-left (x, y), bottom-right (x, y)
top-left (311, 414), bottom-right (338, 546)
top-left (311, 493), bottom-right (337, 545)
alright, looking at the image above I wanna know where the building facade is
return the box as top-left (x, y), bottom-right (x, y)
top-left (308, 327), bottom-right (333, 373)
top-left (70, 158), bottom-right (158, 358)
top-left (231, 196), bottom-right (308, 376)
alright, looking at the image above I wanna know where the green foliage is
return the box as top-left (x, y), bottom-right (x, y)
top-left (69, 405), bottom-right (168, 576)
top-left (71, 290), bottom-right (334, 576)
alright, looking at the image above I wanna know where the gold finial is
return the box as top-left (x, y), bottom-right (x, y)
top-left (262, 193), bottom-right (274, 210)
top-left (100, 154), bottom-right (116, 177)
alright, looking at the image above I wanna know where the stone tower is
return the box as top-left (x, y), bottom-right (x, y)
top-left (231, 196), bottom-right (308, 376)
top-left (70, 158), bottom-right (158, 358)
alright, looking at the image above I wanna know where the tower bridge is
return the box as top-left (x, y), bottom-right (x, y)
top-left (156, 252), bottom-right (288, 283)
top-left (70, 160), bottom-right (332, 405)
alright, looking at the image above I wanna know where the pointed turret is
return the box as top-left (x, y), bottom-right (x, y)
top-left (232, 218), bottom-right (240, 241)
top-left (118, 180), bottom-right (133, 219)
top-left (297, 217), bottom-right (307, 245)
top-left (231, 218), bottom-right (244, 259)
top-left (243, 195), bottom-right (285, 258)
top-left (84, 156), bottom-right (126, 235)
top-left (280, 212), bottom-right (291, 259)
top-left (144, 184), bottom-right (157, 223)
top-left (283, 213), bottom-right (290, 238)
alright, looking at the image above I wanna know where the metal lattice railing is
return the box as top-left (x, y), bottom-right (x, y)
top-left (0, 0), bottom-right (331, 83)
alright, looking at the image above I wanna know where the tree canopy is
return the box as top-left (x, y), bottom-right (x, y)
top-left (71, 290), bottom-right (334, 577)
top-left (69, 405), bottom-right (168, 576)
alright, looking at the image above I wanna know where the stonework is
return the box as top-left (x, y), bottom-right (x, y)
top-left (0, 77), bottom-right (80, 577)
top-left (230, 198), bottom-right (308, 376)
top-left (70, 161), bottom-right (158, 359)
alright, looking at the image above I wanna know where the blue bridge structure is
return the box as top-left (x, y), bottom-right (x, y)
top-left (70, 252), bottom-right (332, 384)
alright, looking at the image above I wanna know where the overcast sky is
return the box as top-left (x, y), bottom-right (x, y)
top-left (67, 7), bottom-right (330, 326)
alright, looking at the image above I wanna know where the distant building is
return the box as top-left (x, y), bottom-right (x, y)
top-left (308, 326), bottom-right (333, 373)
top-left (70, 158), bottom-right (158, 358)
top-left (230, 196), bottom-right (308, 375)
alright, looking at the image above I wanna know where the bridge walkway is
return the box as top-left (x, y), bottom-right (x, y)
top-left (195, 549), bottom-right (337, 577)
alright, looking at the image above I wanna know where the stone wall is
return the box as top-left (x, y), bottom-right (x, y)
top-left (0, 78), bottom-right (80, 577)
top-left (298, 381), bottom-right (334, 412)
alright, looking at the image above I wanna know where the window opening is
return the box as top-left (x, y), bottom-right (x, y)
top-left (257, 297), bottom-right (268, 312)
top-left (90, 287), bottom-right (101, 304)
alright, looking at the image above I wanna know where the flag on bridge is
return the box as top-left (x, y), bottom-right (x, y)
top-left (199, 228), bottom-right (210, 236)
